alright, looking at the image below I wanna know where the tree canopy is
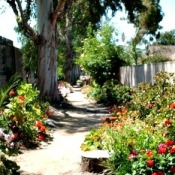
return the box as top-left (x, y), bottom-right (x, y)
top-left (153, 30), bottom-right (175, 45)
top-left (3, 0), bottom-right (164, 100)
top-left (76, 24), bottom-right (131, 86)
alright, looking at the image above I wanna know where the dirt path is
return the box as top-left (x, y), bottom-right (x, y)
top-left (13, 87), bottom-right (109, 175)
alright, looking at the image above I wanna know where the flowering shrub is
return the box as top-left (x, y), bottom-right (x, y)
top-left (81, 71), bottom-right (175, 174)
top-left (0, 76), bottom-right (52, 173)
top-left (130, 140), bottom-right (175, 174)
top-left (103, 118), bottom-right (165, 174)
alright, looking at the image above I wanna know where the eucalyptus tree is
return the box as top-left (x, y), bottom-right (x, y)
top-left (129, 0), bottom-right (163, 64)
top-left (59, 0), bottom-right (163, 82)
top-left (57, 0), bottom-right (122, 84)
top-left (4, 0), bottom-right (67, 100)
top-left (3, 0), bottom-right (163, 101)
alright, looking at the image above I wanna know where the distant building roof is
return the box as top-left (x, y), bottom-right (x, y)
top-left (147, 45), bottom-right (175, 60)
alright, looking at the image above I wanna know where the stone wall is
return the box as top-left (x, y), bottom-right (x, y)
top-left (0, 36), bottom-right (23, 87)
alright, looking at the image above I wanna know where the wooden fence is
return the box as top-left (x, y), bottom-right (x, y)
top-left (120, 61), bottom-right (175, 87)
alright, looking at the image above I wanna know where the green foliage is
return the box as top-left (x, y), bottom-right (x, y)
top-left (141, 55), bottom-right (168, 64)
top-left (153, 29), bottom-right (175, 45)
top-left (20, 36), bottom-right (38, 74)
top-left (0, 155), bottom-right (20, 175)
top-left (89, 80), bottom-right (132, 105)
top-left (76, 24), bottom-right (129, 86)
top-left (0, 74), bottom-right (22, 107)
top-left (103, 121), bottom-right (164, 175)
top-left (80, 128), bottom-right (108, 151)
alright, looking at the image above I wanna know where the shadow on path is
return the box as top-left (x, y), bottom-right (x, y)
top-left (48, 89), bottom-right (110, 134)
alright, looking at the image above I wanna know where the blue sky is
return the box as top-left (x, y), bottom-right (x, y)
top-left (0, 0), bottom-right (175, 48)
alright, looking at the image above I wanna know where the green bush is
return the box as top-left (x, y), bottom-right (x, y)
top-left (141, 55), bottom-right (168, 64)
top-left (76, 24), bottom-right (129, 86)
top-left (89, 80), bottom-right (132, 105)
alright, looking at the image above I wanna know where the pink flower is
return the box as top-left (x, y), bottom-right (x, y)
top-left (128, 150), bottom-right (138, 159)
top-left (147, 102), bottom-right (153, 108)
top-left (158, 143), bottom-right (167, 154)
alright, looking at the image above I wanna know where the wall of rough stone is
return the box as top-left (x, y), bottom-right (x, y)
top-left (0, 36), bottom-right (23, 87)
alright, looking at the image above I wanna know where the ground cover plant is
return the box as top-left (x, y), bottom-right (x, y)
top-left (81, 71), bottom-right (175, 174)
top-left (0, 75), bottom-right (51, 174)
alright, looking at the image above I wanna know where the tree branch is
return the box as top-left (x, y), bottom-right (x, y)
top-left (15, 0), bottom-right (37, 42)
top-left (51, 0), bottom-right (67, 27)
top-left (7, 0), bottom-right (18, 16)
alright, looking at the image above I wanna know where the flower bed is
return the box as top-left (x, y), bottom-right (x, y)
top-left (0, 76), bottom-right (52, 173)
top-left (81, 71), bottom-right (175, 174)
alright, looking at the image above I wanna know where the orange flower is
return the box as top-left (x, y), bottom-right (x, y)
top-left (9, 90), bottom-right (15, 96)
top-left (109, 116), bottom-right (117, 121)
top-left (35, 121), bottom-right (42, 128)
top-left (121, 108), bottom-right (127, 114)
top-left (18, 95), bottom-right (25, 102)
top-left (170, 102), bottom-right (175, 109)
top-left (40, 126), bottom-right (46, 132)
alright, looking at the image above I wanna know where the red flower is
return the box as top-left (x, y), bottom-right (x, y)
top-left (35, 121), bottom-right (42, 128)
top-left (165, 140), bottom-right (174, 147)
top-left (158, 144), bottom-right (167, 154)
top-left (38, 133), bottom-right (45, 140)
top-left (170, 102), bottom-right (175, 109)
top-left (164, 119), bottom-right (172, 125)
top-left (152, 172), bottom-right (164, 175)
top-left (45, 110), bottom-right (53, 117)
top-left (170, 146), bottom-right (175, 154)
top-left (9, 90), bottom-right (15, 96)
top-left (170, 166), bottom-right (175, 173)
top-left (146, 150), bottom-right (153, 157)
top-left (146, 159), bottom-right (154, 167)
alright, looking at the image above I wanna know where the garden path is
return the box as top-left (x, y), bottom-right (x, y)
top-left (13, 87), bottom-right (109, 175)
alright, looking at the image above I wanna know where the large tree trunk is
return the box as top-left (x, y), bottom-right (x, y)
top-left (37, 0), bottom-right (59, 100)
top-left (65, 12), bottom-right (74, 84)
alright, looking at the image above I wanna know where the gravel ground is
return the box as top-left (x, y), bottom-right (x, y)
top-left (12, 87), bottom-right (109, 175)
